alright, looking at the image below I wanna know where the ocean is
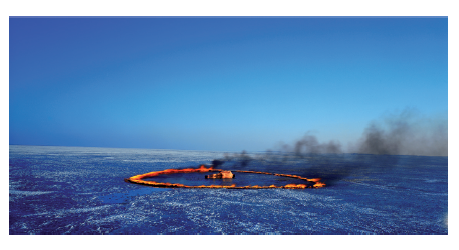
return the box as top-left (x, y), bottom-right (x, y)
top-left (9, 145), bottom-right (448, 235)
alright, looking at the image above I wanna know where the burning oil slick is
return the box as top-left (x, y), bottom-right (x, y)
top-left (126, 110), bottom-right (447, 188)
top-left (212, 109), bottom-right (448, 186)
top-left (126, 165), bottom-right (325, 189)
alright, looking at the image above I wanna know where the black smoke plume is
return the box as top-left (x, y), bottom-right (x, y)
top-left (355, 109), bottom-right (447, 156)
top-left (212, 109), bottom-right (447, 185)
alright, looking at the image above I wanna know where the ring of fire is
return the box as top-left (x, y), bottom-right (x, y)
top-left (125, 165), bottom-right (326, 189)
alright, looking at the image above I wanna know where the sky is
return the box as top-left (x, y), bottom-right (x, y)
top-left (9, 17), bottom-right (448, 152)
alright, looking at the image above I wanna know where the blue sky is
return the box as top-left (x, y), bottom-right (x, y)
top-left (9, 17), bottom-right (448, 152)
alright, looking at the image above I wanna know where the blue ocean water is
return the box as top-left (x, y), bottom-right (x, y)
top-left (9, 145), bottom-right (448, 235)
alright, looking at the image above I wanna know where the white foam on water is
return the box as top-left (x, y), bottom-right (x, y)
top-left (9, 190), bottom-right (55, 196)
top-left (444, 213), bottom-right (448, 228)
top-left (221, 200), bottom-right (264, 207)
top-left (89, 213), bottom-right (146, 225)
top-left (425, 179), bottom-right (441, 183)
top-left (64, 205), bottom-right (113, 214)
top-left (9, 146), bottom-right (448, 235)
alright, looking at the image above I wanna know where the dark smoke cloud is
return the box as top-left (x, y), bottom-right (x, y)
top-left (211, 109), bottom-right (447, 185)
top-left (293, 134), bottom-right (343, 155)
top-left (270, 108), bottom-right (447, 157)
top-left (355, 109), bottom-right (448, 156)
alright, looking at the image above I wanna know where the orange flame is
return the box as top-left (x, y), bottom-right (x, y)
top-left (126, 165), bottom-right (326, 189)
top-left (313, 181), bottom-right (326, 188)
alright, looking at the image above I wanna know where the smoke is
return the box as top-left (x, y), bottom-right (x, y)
top-left (355, 109), bottom-right (448, 156)
top-left (294, 134), bottom-right (343, 155)
top-left (211, 109), bottom-right (447, 185)
top-left (267, 108), bottom-right (447, 157)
